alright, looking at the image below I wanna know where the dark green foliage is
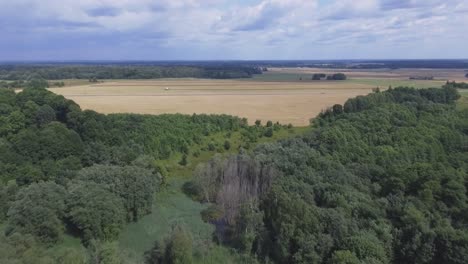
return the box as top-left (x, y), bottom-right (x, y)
top-left (191, 87), bottom-right (468, 263)
top-left (77, 165), bottom-right (158, 222)
top-left (444, 81), bottom-right (468, 89)
top-left (326, 73), bottom-right (347, 80)
top-left (266, 120), bottom-right (273, 127)
top-left (35, 104), bottom-right (56, 127)
top-left (332, 104), bottom-right (343, 115)
top-left (264, 127), bottom-right (273, 137)
top-left (0, 65), bottom-right (262, 81)
top-left (179, 154), bottom-right (188, 166)
top-left (208, 142), bottom-right (216, 151)
top-left (182, 181), bottom-right (204, 202)
top-left (244, 87), bottom-right (468, 263)
top-left (224, 140), bottom-right (231, 150)
top-left (7, 182), bottom-right (67, 244)
top-left (67, 182), bottom-right (125, 241)
top-left (312, 73), bottom-right (326, 80)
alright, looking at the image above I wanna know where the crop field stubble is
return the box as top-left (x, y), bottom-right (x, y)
top-left (47, 68), bottom-right (457, 126)
top-left (49, 79), bottom-right (374, 126)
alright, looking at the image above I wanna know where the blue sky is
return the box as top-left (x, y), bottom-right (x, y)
top-left (0, 0), bottom-right (467, 60)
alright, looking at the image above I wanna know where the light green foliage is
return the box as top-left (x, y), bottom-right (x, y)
top-left (0, 233), bottom-right (56, 264)
top-left (88, 240), bottom-right (123, 264)
top-left (166, 226), bottom-right (193, 264)
top-left (330, 250), bottom-right (360, 264)
top-left (146, 225), bottom-right (193, 264)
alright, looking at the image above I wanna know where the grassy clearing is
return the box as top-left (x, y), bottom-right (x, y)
top-left (249, 72), bottom-right (445, 89)
top-left (347, 78), bottom-right (445, 89)
top-left (457, 90), bottom-right (468, 110)
top-left (117, 126), bottom-right (309, 263)
top-left (46, 234), bottom-right (87, 258)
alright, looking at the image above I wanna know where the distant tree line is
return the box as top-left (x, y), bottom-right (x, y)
top-left (409, 76), bottom-right (434, 80)
top-left (444, 81), bottom-right (468, 89)
top-left (312, 73), bottom-right (347, 80)
top-left (0, 65), bottom-right (263, 81)
top-left (0, 80), bottom-right (25, 89)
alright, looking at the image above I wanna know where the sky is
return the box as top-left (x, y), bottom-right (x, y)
top-left (0, 0), bottom-right (467, 61)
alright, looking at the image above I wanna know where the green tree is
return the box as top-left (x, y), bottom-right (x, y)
top-left (7, 182), bottom-right (67, 244)
top-left (26, 78), bottom-right (49, 89)
top-left (77, 165), bottom-right (158, 221)
top-left (166, 226), bottom-right (193, 264)
top-left (67, 182), bottom-right (125, 241)
top-left (264, 127), bottom-right (273, 137)
top-left (330, 250), bottom-right (360, 264)
top-left (35, 104), bottom-right (56, 127)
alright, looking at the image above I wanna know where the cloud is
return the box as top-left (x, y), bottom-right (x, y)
top-left (0, 0), bottom-right (466, 60)
top-left (215, 0), bottom-right (316, 31)
top-left (323, 0), bottom-right (379, 20)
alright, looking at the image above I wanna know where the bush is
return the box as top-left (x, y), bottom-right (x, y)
top-left (208, 142), bottom-right (216, 151)
top-left (182, 181), bottom-right (204, 202)
top-left (264, 128), bottom-right (273, 137)
top-left (146, 225), bottom-right (193, 264)
top-left (201, 206), bottom-right (224, 223)
top-left (224, 140), bottom-right (231, 150)
top-left (179, 154), bottom-right (188, 166)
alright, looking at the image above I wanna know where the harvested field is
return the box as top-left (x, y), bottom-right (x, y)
top-left (48, 67), bottom-right (462, 126)
top-left (49, 79), bottom-right (374, 126)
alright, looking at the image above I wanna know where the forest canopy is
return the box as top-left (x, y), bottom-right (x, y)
top-left (187, 85), bottom-right (468, 264)
top-left (1, 77), bottom-right (468, 263)
top-left (0, 81), bottom-right (251, 262)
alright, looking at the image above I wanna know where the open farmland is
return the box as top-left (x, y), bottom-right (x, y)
top-left (49, 79), bottom-right (376, 126)
top-left (45, 67), bottom-right (458, 126)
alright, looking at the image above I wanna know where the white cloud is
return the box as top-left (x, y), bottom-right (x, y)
top-left (0, 0), bottom-right (466, 59)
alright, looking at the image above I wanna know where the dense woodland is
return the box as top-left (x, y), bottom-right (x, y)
top-left (0, 81), bottom-right (255, 263)
top-left (186, 86), bottom-right (468, 263)
top-left (1, 77), bottom-right (468, 263)
top-left (0, 65), bottom-right (263, 81)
